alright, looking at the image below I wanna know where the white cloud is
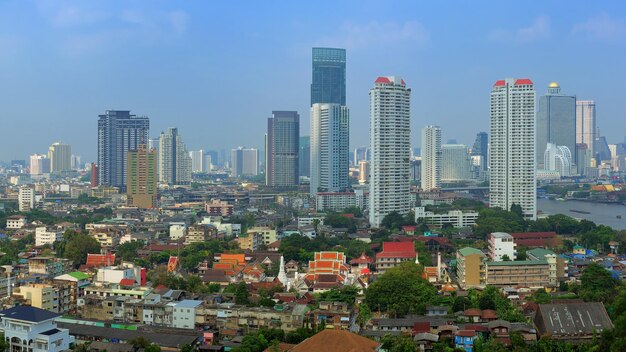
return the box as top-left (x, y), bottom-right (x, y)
top-left (572, 13), bottom-right (626, 41)
top-left (489, 15), bottom-right (551, 43)
top-left (317, 20), bottom-right (429, 50)
top-left (168, 10), bottom-right (190, 35)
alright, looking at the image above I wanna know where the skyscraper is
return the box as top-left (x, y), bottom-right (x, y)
top-left (190, 150), bottom-right (206, 173)
top-left (311, 48), bottom-right (346, 106)
top-left (310, 104), bottom-right (350, 195)
top-left (536, 82), bottom-right (576, 169)
top-left (442, 144), bottom-right (472, 182)
top-left (353, 146), bottom-right (369, 166)
top-left (421, 126), bottom-right (442, 191)
top-left (490, 78), bottom-right (536, 220)
top-left (369, 76), bottom-right (411, 227)
top-left (299, 136), bottom-right (310, 178)
top-left (471, 132), bottom-right (488, 172)
top-left (576, 100), bottom-right (596, 156)
top-left (48, 142), bottom-right (72, 174)
top-left (158, 127), bottom-right (192, 185)
top-left (97, 110), bottom-right (149, 191)
top-left (231, 147), bottom-right (259, 177)
top-left (29, 154), bottom-right (50, 175)
top-left (544, 143), bottom-right (572, 177)
top-left (127, 144), bottom-right (157, 208)
top-left (266, 111), bottom-right (299, 187)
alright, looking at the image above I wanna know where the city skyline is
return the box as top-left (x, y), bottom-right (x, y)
top-left (2, 1), bottom-right (626, 162)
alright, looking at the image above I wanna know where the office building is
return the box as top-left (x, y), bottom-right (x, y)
top-left (98, 110), bottom-right (149, 191)
top-left (369, 76), bottom-right (411, 227)
top-left (358, 160), bottom-right (369, 184)
top-left (353, 146), bottom-right (369, 166)
top-left (310, 104), bottom-right (350, 195)
top-left (442, 144), bottom-right (472, 182)
top-left (127, 144), bottom-right (158, 208)
top-left (595, 136), bottom-right (612, 162)
top-left (299, 136), bottom-right (311, 177)
top-left (266, 111), bottom-right (299, 187)
top-left (231, 147), bottom-right (258, 177)
top-left (471, 132), bottom-right (488, 172)
top-left (536, 83), bottom-right (576, 168)
top-left (48, 142), bottom-right (72, 174)
top-left (158, 127), bottom-right (192, 185)
top-left (29, 154), bottom-right (50, 175)
top-left (311, 47), bottom-right (346, 106)
top-left (543, 143), bottom-right (572, 177)
top-left (71, 155), bottom-right (81, 170)
top-left (421, 126), bottom-right (442, 191)
top-left (489, 78), bottom-right (536, 219)
top-left (576, 100), bottom-right (596, 157)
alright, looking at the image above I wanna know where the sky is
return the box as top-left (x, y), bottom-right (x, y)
top-left (1, 0), bottom-right (626, 163)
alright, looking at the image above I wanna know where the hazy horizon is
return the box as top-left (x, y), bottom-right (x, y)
top-left (2, 1), bottom-right (626, 163)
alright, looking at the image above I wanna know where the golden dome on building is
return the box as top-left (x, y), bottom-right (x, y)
top-left (548, 82), bottom-right (560, 88)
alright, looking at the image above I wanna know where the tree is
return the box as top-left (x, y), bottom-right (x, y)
top-left (116, 240), bottom-right (145, 262)
top-left (318, 286), bottom-right (359, 305)
top-left (63, 231), bottom-right (101, 267)
top-left (380, 334), bottom-right (417, 352)
top-left (356, 303), bottom-right (372, 328)
top-left (580, 262), bottom-right (620, 302)
top-left (381, 211), bottom-right (408, 230)
top-left (234, 282), bottom-right (251, 305)
top-left (365, 262), bottom-right (436, 317)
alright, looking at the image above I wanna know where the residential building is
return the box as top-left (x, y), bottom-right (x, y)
top-left (126, 144), bottom-right (158, 208)
top-left (375, 242), bottom-right (416, 274)
top-left (204, 199), bottom-right (234, 217)
top-left (0, 306), bottom-right (74, 352)
top-left (456, 247), bottom-right (486, 289)
top-left (48, 142), bottom-right (72, 174)
top-left (35, 227), bottom-right (63, 247)
top-left (29, 154), bottom-right (50, 175)
top-left (190, 149), bottom-right (210, 173)
top-left (310, 103), bottom-right (350, 195)
top-left (489, 78), bottom-right (536, 219)
top-left (442, 144), bottom-right (472, 182)
top-left (248, 227), bottom-right (278, 245)
top-left (231, 147), bottom-right (259, 177)
top-left (543, 143), bottom-right (573, 177)
top-left (236, 232), bottom-right (262, 251)
top-left (18, 186), bottom-right (35, 212)
top-left (536, 83), bottom-right (576, 169)
top-left (576, 100), bottom-right (596, 157)
top-left (6, 215), bottom-right (28, 229)
top-left (98, 110), bottom-right (150, 191)
top-left (172, 300), bottom-right (203, 329)
top-left (54, 271), bottom-right (92, 314)
top-left (369, 76), bottom-right (411, 227)
top-left (421, 126), bottom-right (442, 190)
top-left (266, 111), bottom-right (300, 187)
top-left (12, 284), bottom-right (59, 313)
top-left (488, 232), bottom-right (517, 261)
top-left (316, 189), bottom-right (368, 212)
top-left (184, 224), bottom-right (217, 245)
top-left (311, 47), bottom-right (346, 106)
top-left (158, 127), bottom-right (192, 185)
top-left (414, 207), bottom-right (478, 228)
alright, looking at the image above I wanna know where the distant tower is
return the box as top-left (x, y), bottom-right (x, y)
top-left (489, 78), bottom-right (536, 219)
top-left (576, 100), bottom-right (596, 157)
top-left (98, 110), bottom-right (149, 191)
top-left (311, 47), bottom-right (346, 106)
top-left (48, 142), bottom-right (72, 175)
top-left (127, 145), bottom-right (158, 208)
top-left (536, 82), bottom-right (576, 169)
top-left (158, 127), bottom-right (192, 185)
top-left (266, 111), bottom-right (300, 187)
top-left (421, 126), bottom-right (442, 191)
top-left (369, 76), bottom-right (411, 227)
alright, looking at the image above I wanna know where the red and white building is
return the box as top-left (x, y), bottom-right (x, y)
top-left (375, 242), bottom-right (417, 274)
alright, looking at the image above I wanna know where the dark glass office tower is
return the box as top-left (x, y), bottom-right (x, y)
top-left (536, 83), bottom-right (576, 168)
top-left (97, 110), bottom-right (149, 191)
top-left (266, 111), bottom-right (300, 187)
top-left (299, 136), bottom-right (310, 177)
top-left (471, 132), bottom-right (488, 171)
top-left (311, 48), bottom-right (346, 106)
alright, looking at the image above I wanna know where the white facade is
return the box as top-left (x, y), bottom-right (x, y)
top-left (488, 232), bottom-right (517, 261)
top-left (96, 267), bottom-right (135, 284)
top-left (6, 216), bottom-right (28, 229)
top-left (18, 186), bottom-right (35, 212)
top-left (35, 227), bottom-right (63, 247)
top-left (0, 306), bottom-right (74, 352)
top-left (231, 147), bottom-right (259, 177)
top-left (576, 100), bottom-right (596, 156)
top-left (169, 222), bottom-right (187, 240)
top-left (310, 103), bottom-right (350, 196)
top-left (489, 78), bottom-right (537, 219)
top-left (48, 142), bottom-right (72, 174)
top-left (29, 154), bottom-right (50, 175)
top-left (421, 126), bottom-right (442, 190)
top-left (414, 207), bottom-right (478, 228)
top-left (189, 150), bottom-right (206, 173)
top-left (159, 127), bottom-right (192, 185)
top-left (172, 300), bottom-right (202, 329)
top-left (544, 143), bottom-right (572, 177)
top-left (442, 144), bottom-right (472, 182)
top-left (369, 76), bottom-right (411, 227)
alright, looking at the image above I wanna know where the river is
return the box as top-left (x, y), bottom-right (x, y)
top-left (537, 199), bottom-right (626, 230)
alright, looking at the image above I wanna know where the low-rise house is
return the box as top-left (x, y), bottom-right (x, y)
top-left (172, 300), bottom-right (203, 329)
top-left (425, 306), bottom-right (448, 317)
top-left (6, 215), bottom-right (28, 229)
top-left (313, 301), bottom-right (352, 330)
top-left (454, 330), bottom-right (477, 352)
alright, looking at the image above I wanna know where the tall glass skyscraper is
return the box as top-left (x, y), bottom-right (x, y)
top-left (97, 110), bottom-right (149, 191)
top-left (299, 136), bottom-right (310, 177)
top-left (536, 82), bottom-right (576, 169)
top-left (266, 111), bottom-right (300, 187)
top-left (311, 48), bottom-right (346, 106)
top-left (471, 132), bottom-right (488, 172)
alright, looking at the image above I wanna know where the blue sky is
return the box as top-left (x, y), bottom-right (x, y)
top-left (1, 0), bottom-right (626, 162)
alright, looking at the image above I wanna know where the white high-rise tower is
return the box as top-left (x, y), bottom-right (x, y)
top-left (369, 76), bottom-right (411, 227)
top-left (489, 78), bottom-right (536, 219)
top-left (310, 103), bottom-right (350, 196)
top-left (421, 126), bottom-right (442, 191)
top-left (158, 128), bottom-right (192, 185)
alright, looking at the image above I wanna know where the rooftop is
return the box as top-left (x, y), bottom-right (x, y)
top-left (458, 247), bottom-right (485, 257)
top-left (0, 306), bottom-right (60, 323)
